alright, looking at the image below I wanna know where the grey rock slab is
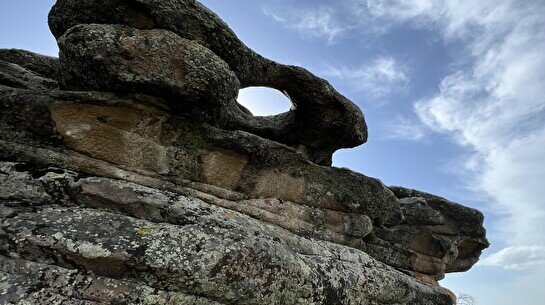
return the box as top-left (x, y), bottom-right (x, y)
top-left (0, 162), bottom-right (455, 305)
top-left (0, 49), bottom-right (59, 80)
top-left (0, 255), bottom-right (223, 305)
top-left (0, 60), bottom-right (57, 90)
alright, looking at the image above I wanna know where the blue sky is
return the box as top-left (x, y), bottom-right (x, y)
top-left (2, 1), bottom-right (545, 304)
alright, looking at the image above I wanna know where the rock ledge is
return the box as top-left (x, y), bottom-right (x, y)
top-left (0, 1), bottom-right (488, 304)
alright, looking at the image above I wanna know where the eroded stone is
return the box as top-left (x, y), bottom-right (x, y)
top-left (48, 0), bottom-right (368, 165)
top-left (58, 24), bottom-right (240, 117)
top-left (0, 162), bottom-right (456, 305)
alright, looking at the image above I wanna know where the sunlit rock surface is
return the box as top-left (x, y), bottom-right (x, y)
top-left (0, 1), bottom-right (488, 304)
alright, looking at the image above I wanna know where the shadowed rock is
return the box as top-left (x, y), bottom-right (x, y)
top-left (48, 0), bottom-right (367, 165)
top-left (0, 60), bottom-right (57, 90)
top-left (0, 49), bottom-right (59, 80)
top-left (388, 186), bottom-right (489, 275)
top-left (58, 24), bottom-right (240, 120)
top-left (0, 1), bottom-right (489, 303)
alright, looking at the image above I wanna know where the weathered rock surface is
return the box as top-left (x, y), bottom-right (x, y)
top-left (357, 187), bottom-right (489, 281)
top-left (58, 24), bottom-right (240, 120)
top-left (0, 77), bottom-right (486, 304)
top-left (388, 187), bottom-right (488, 275)
top-left (0, 49), bottom-right (59, 80)
top-left (0, 162), bottom-right (455, 305)
top-left (48, 0), bottom-right (367, 165)
top-left (0, 88), bottom-right (399, 229)
top-left (0, 0), bottom-right (488, 303)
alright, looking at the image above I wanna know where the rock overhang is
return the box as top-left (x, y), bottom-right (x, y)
top-left (0, 1), bottom-right (488, 304)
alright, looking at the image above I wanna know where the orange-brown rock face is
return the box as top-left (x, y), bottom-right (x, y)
top-left (0, 1), bottom-right (488, 304)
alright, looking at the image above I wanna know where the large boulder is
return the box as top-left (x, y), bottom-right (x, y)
top-left (0, 76), bottom-right (487, 285)
top-left (58, 24), bottom-right (240, 119)
top-left (0, 161), bottom-right (455, 305)
top-left (0, 1), bottom-right (488, 303)
top-left (48, 0), bottom-right (368, 165)
top-left (0, 49), bottom-right (59, 80)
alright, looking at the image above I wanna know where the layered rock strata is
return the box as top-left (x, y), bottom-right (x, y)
top-left (0, 1), bottom-right (488, 304)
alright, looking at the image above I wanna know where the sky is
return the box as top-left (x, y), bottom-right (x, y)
top-left (1, 1), bottom-right (544, 304)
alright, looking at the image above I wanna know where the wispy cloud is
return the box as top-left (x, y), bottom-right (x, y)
top-left (263, 6), bottom-right (348, 43)
top-left (406, 0), bottom-right (545, 246)
top-left (264, 0), bottom-right (545, 249)
top-left (364, 0), bottom-right (440, 21)
top-left (479, 246), bottom-right (545, 270)
top-left (323, 56), bottom-right (409, 97)
top-left (383, 115), bottom-right (428, 141)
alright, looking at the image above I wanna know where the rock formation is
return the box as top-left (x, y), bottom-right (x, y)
top-left (0, 1), bottom-right (488, 304)
top-left (47, 0), bottom-right (367, 166)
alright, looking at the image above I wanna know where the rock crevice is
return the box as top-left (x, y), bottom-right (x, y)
top-left (0, 1), bottom-right (488, 304)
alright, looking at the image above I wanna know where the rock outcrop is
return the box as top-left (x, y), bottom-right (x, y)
top-left (58, 24), bottom-right (240, 119)
top-left (48, 0), bottom-right (367, 166)
top-left (0, 1), bottom-right (488, 304)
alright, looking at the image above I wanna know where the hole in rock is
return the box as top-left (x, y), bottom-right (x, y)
top-left (237, 87), bottom-right (292, 116)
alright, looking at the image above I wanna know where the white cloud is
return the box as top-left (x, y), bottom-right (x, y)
top-left (479, 246), bottom-right (545, 270)
top-left (324, 56), bottom-right (408, 97)
top-left (264, 0), bottom-right (545, 247)
top-left (237, 87), bottom-right (293, 116)
top-left (383, 115), bottom-right (428, 141)
top-left (408, 0), bottom-right (545, 246)
top-left (363, 0), bottom-right (512, 39)
top-left (365, 0), bottom-right (439, 20)
top-left (263, 6), bottom-right (347, 43)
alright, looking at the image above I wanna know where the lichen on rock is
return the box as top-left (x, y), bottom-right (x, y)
top-left (48, 0), bottom-right (367, 166)
top-left (0, 1), bottom-right (488, 304)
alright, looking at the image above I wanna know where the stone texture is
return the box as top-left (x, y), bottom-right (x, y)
top-left (0, 88), bottom-right (400, 226)
top-left (0, 161), bottom-right (455, 305)
top-left (354, 187), bottom-right (489, 280)
top-left (48, 0), bottom-right (368, 165)
top-left (0, 0), bottom-right (489, 303)
top-left (388, 187), bottom-right (489, 274)
top-left (0, 60), bottom-right (57, 90)
top-left (0, 83), bottom-right (487, 296)
top-left (0, 49), bottom-right (59, 80)
top-left (0, 255), bottom-right (222, 305)
top-left (58, 24), bottom-right (240, 119)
